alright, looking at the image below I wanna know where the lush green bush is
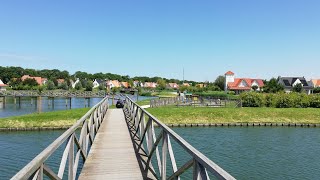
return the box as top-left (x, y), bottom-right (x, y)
top-left (310, 95), bottom-right (320, 108)
top-left (275, 93), bottom-right (295, 108)
top-left (241, 92), bottom-right (319, 108)
top-left (240, 92), bottom-right (264, 107)
top-left (265, 93), bottom-right (277, 107)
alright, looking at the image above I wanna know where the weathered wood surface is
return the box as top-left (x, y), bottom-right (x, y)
top-left (79, 109), bottom-right (143, 180)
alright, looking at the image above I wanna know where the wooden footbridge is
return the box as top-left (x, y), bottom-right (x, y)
top-left (12, 96), bottom-right (235, 180)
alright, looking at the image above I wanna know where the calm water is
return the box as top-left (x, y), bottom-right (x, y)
top-left (0, 127), bottom-right (319, 179)
top-left (0, 95), bottom-right (153, 118)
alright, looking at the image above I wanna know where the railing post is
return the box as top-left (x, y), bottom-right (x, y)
top-left (161, 131), bottom-right (168, 180)
top-left (68, 134), bottom-right (74, 180)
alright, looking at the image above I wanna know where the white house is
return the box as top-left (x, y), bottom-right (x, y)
top-left (224, 71), bottom-right (264, 94)
top-left (72, 78), bottom-right (80, 88)
top-left (93, 79), bottom-right (106, 88)
top-left (0, 79), bottom-right (8, 91)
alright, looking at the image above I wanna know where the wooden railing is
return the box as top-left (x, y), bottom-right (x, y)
top-left (11, 97), bottom-right (109, 180)
top-left (124, 96), bottom-right (235, 180)
top-left (150, 97), bottom-right (184, 108)
top-left (0, 90), bottom-right (106, 97)
top-left (151, 96), bottom-right (242, 108)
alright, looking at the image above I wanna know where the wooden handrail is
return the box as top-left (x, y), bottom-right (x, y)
top-left (11, 97), bottom-right (109, 180)
top-left (124, 96), bottom-right (235, 180)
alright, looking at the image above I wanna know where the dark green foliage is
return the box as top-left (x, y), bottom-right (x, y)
top-left (310, 95), bottom-right (320, 108)
top-left (241, 92), bottom-right (318, 108)
top-left (98, 84), bottom-right (106, 90)
top-left (23, 78), bottom-right (39, 86)
top-left (214, 75), bottom-right (225, 91)
top-left (85, 82), bottom-right (93, 91)
top-left (313, 87), bottom-right (320, 94)
top-left (263, 78), bottom-right (284, 93)
top-left (46, 80), bottom-right (56, 90)
top-left (75, 82), bottom-right (83, 90)
top-left (265, 94), bottom-right (277, 107)
top-left (240, 92), bottom-right (264, 107)
top-left (59, 82), bottom-right (69, 90)
top-left (292, 83), bottom-right (303, 93)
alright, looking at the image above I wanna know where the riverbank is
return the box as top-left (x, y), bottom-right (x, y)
top-left (0, 108), bottom-right (89, 129)
top-left (147, 106), bottom-right (320, 125)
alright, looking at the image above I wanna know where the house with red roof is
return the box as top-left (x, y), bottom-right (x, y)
top-left (311, 79), bottom-right (320, 88)
top-left (224, 71), bottom-right (264, 94)
top-left (167, 83), bottom-right (179, 89)
top-left (21, 75), bottom-right (47, 86)
top-left (0, 79), bottom-right (8, 91)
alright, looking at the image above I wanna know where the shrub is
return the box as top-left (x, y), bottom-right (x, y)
top-left (275, 93), bottom-right (295, 108)
top-left (310, 95), bottom-right (320, 108)
top-left (265, 93), bottom-right (277, 107)
top-left (240, 92), bottom-right (264, 107)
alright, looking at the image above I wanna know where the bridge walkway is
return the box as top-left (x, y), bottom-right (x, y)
top-left (79, 109), bottom-right (143, 180)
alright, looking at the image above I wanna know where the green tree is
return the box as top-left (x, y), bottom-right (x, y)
top-left (46, 80), bottom-right (56, 90)
top-left (313, 87), bottom-right (320, 94)
top-left (75, 81), bottom-right (83, 90)
top-left (98, 84), bottom-right (106, 90)
top-left (214, 75), bottom-right (225, 91)
top-left (156, 79), bottom-right (166, 90)
top-left (23, 78), bottom-right (39, 87)
top-left (263, 78), bottom-right (284, 93)
top-left (59, 82), bottom-right (69, 90)
top-left (85, 82), bottom-right (93, 91)
top-left (292, 83), bottom-right (303, 93)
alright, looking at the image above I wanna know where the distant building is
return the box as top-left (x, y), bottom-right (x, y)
top-left (168, 83), bottom-right (179, 89)
top-left (71, 78), bottom-right (80, 88)
top-left (120, 82), bottom-right (129, 88)
top-left (0, 79), bottom-right (8, 91)
top-left (311, 79), bottom-right (320, 88)
top-left (143, 82), bottom-right (157, 88)
top-left (278, 76), bottom-right (313, 94)
top-left (224, 71), bottom-right (264, 94)
top-left (93, 79), bottom-right (106, 88)
top-left (21, 75), bottom-right (47, 86)
top-left (107, 80), bottom-right (121, 89)
top-left (182, 83), bottom-right (191, 87)
top-left (57, 79), bottom-right (65, 85)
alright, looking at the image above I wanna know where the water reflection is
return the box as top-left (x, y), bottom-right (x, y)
top-left (0, 95), bottom-right (154, 118)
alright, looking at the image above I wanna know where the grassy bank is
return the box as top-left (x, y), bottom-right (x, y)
top-left (0, 108), bottom-right (89, 128)
top-left (146, 107), bottom-right (320, 124)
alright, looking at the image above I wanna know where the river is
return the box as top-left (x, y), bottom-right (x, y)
top-left (0, 95), bottom-right (153, 118)
top-left (0, 127), bottom-right (319, 179)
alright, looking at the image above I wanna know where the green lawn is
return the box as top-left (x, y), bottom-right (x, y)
top-left (146, 106), bottom-right (320, 124)
top-left (0, 108), bottom-right (89, 128)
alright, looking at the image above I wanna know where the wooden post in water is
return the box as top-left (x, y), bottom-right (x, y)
top-left (52, 97), bottom-right (54, 109)
top-left (18, 97), bottom-right (21, 108)
top-left (69, 97), bottom-right (72, 109)
top-left (37, 96), bottom-right (42, 113)
top-left (65, 98), bottom-right (68, 108)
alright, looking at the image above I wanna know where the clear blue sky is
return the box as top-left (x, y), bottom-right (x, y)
top-left (1, 0), bottom-right (320, 81)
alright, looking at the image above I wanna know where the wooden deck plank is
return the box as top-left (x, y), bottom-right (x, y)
top-left (79, 109), bottom-right (143, 180)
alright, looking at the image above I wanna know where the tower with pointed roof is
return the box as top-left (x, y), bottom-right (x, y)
top-left (224, 71), bottom-right (235, 92)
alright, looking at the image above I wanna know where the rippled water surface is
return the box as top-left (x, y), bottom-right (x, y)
top-left (0, 95), bottom-right (152, 118)
top-left (0, 127), bottom-right (319, 179)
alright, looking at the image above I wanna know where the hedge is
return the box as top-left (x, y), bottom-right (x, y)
top-left (240, 92), bottom-right (320, 108)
